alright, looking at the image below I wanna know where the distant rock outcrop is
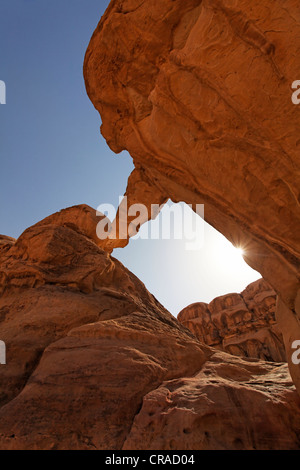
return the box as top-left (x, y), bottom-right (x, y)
top-left (0, 206), bottom-right (299, 449)
top-left (178, 279), bottom-right (286, 362)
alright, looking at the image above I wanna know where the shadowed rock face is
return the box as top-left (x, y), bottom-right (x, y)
top-left (0, 205), bottom-right (299, 449)
top-left (178, 279), bottom-right (286, 362)
top-left (84, 0), bottom-right (300, 393)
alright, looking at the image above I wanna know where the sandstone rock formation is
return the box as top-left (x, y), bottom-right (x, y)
top-left (0, 206), bottom-right (299, 449)
top-left (84, 0), bottom-right (300, 394)
top-left (0, 235), bottom-right (15, 253)
top-left (0, 205), bottom-right (209, 449)
top-left (178, 279), bottom-right (286, 362)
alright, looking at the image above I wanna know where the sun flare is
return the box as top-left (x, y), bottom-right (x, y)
top-left (212, 237), bottom-right (248, 271)
top-left (235, 247), bottom-right (245, 257)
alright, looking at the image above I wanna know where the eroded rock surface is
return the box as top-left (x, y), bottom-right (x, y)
top-left (0, 206), bottom-right (299, 449)
top-left (124, 353), bottom-right (300, 450)
top-left (84, 0), bottom-right (300, 392)
top-left (0, 235), bottom-right (16, 255)
top-left (178, 279), bottom-right (286, 362)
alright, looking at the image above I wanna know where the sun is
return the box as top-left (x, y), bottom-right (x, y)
top-left (235, 247), bottom-right (245, 257)
top-left (213, 238), bottom-right (247, 269)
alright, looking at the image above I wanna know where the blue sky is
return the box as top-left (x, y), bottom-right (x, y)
top-left (0, 0), bottom-right (260, 315)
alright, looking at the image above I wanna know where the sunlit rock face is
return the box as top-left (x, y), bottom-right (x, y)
top-left (178, 279), bottom-right (286, 362)
top-left (0, 206), bottom-right (299, 449)
top-left (84, 0), bottom-right (300, 393)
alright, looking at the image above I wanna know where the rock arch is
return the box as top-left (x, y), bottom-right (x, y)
top-left (84, 0), bottom-right (300, 392)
